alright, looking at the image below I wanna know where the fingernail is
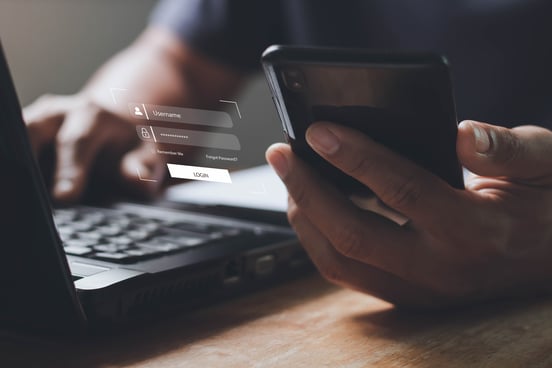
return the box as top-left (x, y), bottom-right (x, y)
top-left (473, 125), bottom-right (491, 154)
top-left (267, 150), bottom-right (289, 179)
top-left (306, 125), bottom-right (340, 155)
top-left (55, 179), bottom-right (73, 194)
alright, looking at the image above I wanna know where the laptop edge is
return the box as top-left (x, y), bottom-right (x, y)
top-left (0, 42), bottom-right (87, 334)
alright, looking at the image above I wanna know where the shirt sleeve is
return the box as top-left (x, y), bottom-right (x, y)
top-left (150, 0), bottom-right (281, 72)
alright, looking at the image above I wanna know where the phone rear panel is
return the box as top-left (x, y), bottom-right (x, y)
top-left (262, 45), bottom-right (464, 196)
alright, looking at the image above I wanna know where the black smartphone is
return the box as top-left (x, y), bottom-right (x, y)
top-left (262, 45), bottom-right (464, 200)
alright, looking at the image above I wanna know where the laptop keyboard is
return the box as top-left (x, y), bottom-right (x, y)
top-left (54, 206), bottom-right (288, 264)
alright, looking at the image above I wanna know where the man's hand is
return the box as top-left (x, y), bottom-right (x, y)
top-left (266, 120), bottom-right (552, 308)
top-left (22, 26), bottom-right (244, 203)
top-left (24, 93), bottom-right (164, 202)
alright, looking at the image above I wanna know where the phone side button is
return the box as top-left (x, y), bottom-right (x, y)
top-left (271, 96), bottom-right (288, 135)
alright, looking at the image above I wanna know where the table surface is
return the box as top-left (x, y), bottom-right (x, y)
top-left (2, 273), bottom-right (552, 368)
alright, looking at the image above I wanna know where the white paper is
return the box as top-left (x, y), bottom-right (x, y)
top-left (165, 164), bottom-right (288, 212)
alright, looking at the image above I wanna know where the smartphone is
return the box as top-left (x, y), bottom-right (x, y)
top-left (262, 45), bottom-right (464, 201)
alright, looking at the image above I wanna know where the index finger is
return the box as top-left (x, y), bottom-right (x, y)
top-left (53, 110), bottom-right (107, 202)
top-left (23, 94), bottom-right (70, 156)
top-left (305, 121), bottom-right (464, 226)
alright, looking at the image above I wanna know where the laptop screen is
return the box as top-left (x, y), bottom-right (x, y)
top-left (0, 42), bottom-right (87, 331)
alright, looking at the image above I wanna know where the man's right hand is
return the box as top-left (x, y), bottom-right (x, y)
top-left (23, 93), bottom-right (164, 203)
top-left (22, 27), bottom-right (244, 203)
top-left (267, 120), bottom-right (552, 308)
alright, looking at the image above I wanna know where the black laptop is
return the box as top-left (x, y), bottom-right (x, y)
top-left (0, 43), bottom-right (310, 335)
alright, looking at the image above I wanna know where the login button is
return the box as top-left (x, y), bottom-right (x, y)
top-left (167, 164), bottom-right (232, 184)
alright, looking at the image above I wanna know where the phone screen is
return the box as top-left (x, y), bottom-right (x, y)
top-left (263, 47), bottom-right (464, 197)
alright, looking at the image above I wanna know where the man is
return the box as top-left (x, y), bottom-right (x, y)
top-left (24, 0), bottom-right (552, 308)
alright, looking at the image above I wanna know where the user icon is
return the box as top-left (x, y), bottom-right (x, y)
top-left (134, 106), bottom-right (144, 116)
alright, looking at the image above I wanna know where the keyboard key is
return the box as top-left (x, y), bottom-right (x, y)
top-left (94, 252), bottom-right (131, 260)
top-left (110, 236), bottom-right (134, 246)
top-left (65, 238), bottom-right (98, 248)
top-left (130, 221), bottom-right (160, 233)
top-left (69, 222), bottom-right (95, 232)
top-left (57, 226), bottom-right (75, 239)
top-left (64, 246), bottom-right (93, 256)
top-left (55, 209), bottom-right (78, 223)
top-left (77, 231), bottom-right (103, 241)
top-left (137, 240), bottom-right (182, 252)
top-left (127, 230), bottom-right (151, 241)
top-left (96, 225), bottom-right (123, 237)
top-left (94, 243), bottom-right (120, 253)
top-left (80, 213), bottom-right (106, 226)
top-left (107, 217), bottom-right (131, 228)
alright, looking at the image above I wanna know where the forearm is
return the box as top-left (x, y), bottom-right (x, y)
top-left (81, 26), bottom-right (245, 114)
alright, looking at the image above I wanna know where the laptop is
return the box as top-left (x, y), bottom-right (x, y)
top-left (0, 42), bottom-right (311, 335)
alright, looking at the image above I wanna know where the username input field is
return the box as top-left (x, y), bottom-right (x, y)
top-left (136, 125), bottom-right (241, 151)
top-left (129, 103), bottom-right (233, 128)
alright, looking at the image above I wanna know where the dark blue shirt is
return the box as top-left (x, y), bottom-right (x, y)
top-left (151, 0), bottom-right (552, 128)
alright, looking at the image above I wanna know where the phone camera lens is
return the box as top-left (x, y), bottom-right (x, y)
top-left (282, 69), bottom-right (306, 91)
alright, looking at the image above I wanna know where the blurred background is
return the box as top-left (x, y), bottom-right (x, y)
top-left (0, 0), bottom-right (282, 167)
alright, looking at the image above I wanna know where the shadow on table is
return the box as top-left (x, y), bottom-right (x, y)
top-left (348, 296), bottom-right (552, 367)
top-left (0, 274), bottom-right (338, 368)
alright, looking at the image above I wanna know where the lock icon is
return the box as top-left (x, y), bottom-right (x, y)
top-left (141, 127), bottom-right (151, 139)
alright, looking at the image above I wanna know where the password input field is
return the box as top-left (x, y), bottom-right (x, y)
top-left (136, 125), bottom-right (241, 151)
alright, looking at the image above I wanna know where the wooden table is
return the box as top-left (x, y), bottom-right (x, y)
top-left (2, 273), bottom-right (552, 367)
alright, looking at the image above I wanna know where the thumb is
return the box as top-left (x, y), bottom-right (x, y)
top-left (457, 120), bottom-right (552, 180)
top-left (120, 142), bottom-right (165, 198)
